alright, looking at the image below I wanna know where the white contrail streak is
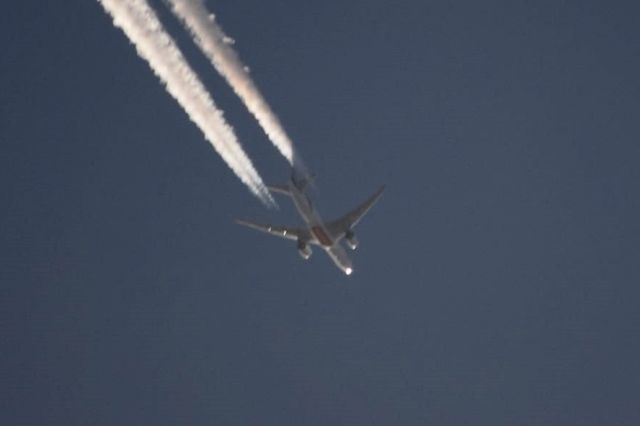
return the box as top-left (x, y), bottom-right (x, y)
top-left (166, 0), bottom-right (300, 168)
top-left (97, 0), bottom-right (274, 206)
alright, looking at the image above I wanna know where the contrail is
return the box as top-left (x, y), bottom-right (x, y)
top-left (165, 0), bottom-right (302, 169)
top-left (97, 0), bottom-right (274, 206)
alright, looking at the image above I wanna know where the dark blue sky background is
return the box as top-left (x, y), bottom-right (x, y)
top-left (2, 1), bottom-right (639, 424)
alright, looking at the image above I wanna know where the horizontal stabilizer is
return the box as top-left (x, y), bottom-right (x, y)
top-left (266, 184), bottom-right (291, 196)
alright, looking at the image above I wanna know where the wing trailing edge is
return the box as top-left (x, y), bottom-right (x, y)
top-left (235, 219), bottom-right (310, 242)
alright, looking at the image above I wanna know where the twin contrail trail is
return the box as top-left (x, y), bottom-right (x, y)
top-left (165, 0), bottom-right (303, 169)
top-left (97, 0), bottom-right (275, 206)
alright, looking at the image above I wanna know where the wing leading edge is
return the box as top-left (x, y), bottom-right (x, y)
top-left (326, 185), bottom-right (385, 237)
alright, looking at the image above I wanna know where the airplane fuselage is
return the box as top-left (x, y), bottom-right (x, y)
top-left (288, 177), bottom-right (354, 275)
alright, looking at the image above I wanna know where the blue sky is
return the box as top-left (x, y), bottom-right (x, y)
top-left (2, 1), bottom-right (639, 424)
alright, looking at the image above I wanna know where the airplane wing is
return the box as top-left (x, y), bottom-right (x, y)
top-left (235, 219), bottom-right (311, 242)
top-left (326, 185), bottom-right (385, 236)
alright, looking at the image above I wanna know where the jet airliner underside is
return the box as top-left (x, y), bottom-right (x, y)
top-left (236, 170), bottom-right (384, 275)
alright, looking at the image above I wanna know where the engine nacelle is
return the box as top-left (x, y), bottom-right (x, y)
top-left (345, 230), bottom-right (358, 250)
top-left (297, 240), bottom-right (312, 260)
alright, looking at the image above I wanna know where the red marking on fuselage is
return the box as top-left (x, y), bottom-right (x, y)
top-left (311, 226), bottom-right (333, 246)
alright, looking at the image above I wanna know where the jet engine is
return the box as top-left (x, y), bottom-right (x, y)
top-left (345, 230), bottom-right (359, 250)
top-left (297, 240), bottom-right (312, 260)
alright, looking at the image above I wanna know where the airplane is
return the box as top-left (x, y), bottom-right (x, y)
top-left (236, 168), bottom-right (384, 275)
